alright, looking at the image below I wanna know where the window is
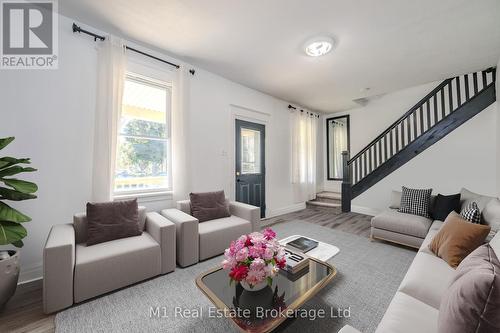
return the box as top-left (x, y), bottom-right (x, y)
top-left (114, 73), bottom-right (171, 195)
top-left (240, 128), bottom-right (261, 174)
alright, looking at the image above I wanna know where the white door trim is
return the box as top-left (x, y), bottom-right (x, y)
top-left (229, 104), bottom-right (270, 217)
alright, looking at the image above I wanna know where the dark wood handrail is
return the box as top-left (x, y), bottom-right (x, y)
top-left (350, 81), bottom-right (496, 200)
top-left (349, 67), bottom-right (496, 165)
top-left (348, 78), bottom-right (453, 164)
top-left (341, 67), bottom-right (496, 212)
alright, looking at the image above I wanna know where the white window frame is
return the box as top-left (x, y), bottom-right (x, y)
top-left (113, 57), bottom-right (173, 199)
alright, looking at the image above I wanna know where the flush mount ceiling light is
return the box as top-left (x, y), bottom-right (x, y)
top-left (304, 36), bottom-right (334, 57)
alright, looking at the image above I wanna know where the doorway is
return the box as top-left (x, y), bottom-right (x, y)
top-left (235, 119), bottom-right (266, 218)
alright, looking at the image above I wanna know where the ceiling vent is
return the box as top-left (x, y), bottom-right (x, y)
top-left (352, 97), bottom-right (370, 106)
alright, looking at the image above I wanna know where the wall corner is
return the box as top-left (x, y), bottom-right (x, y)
top-left (496, 60), bottom-right (500, 197)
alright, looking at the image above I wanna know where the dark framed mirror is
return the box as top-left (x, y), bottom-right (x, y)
top-left (326, 115), bottom-right (350, 180)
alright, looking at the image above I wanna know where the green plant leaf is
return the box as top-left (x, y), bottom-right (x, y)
top-left (12, 239), bottom-right (24, 248)
top-left (0, 166), bottom-right (36, 178)
top-left (0, 157), bottom-right (31, 170)
top-left (0, 201), bottom-right (31, 223)
top-left (267, 276), bottom-right (273, 286)
top-left (2, 178), bottom-right (38, 194)
top-left (0, 187), bottom-right (37, 201)
top-left (0, 137), bottom-right (15, 151)
top-left (0, 221), bottom-right (27, 246)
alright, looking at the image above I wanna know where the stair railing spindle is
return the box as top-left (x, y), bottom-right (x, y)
top-left (400, 120), bottom-right (405, 148)
top-left (464, 74), bottom-right (470, 101)
top-left (426, 100), bottom-right (431, 130)
top-left (378, 140), bottom-right (382, 167)
top-left (413, 110), bottom-right (418, 141)
top-left (440, 88), bottom-right (446, 118)
top-left (433, 94), bottom-right (438, 124)
top-left (395, 124), bottom-right (399, 152)
top-left (448, 81), bottom-right (454, 112)
top-left (419, 106), bottom-right (424, 136)
top-left (456, 76), bottom-right (461, 107)
top-left (384, 134), bottom-right (388, 162)
top-left (406, 115), bottom-right (411, 143)
top-left (363, 152), bottom-right (367, 179)
top-left (473, 72), bottom-right (478, 95)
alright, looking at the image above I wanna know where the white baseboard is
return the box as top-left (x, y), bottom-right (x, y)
top-left (18, 263), bottom-right (43, 284)
top-left (352, 205), bottom-right (380, 216)
top-left (266, 202), bottom-right (306, 218)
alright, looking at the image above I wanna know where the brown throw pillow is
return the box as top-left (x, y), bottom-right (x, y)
top-left (438, 244), bottom-right (500, 333)
top-left (86, 199), bottom-right (141, 246)
top-left (190, 190), bottom-right (230, 222)
top-left (429, 211), bottom-right (490, 268)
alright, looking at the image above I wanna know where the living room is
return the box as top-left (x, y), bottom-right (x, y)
top-left (0, 1), bottom-right (499, 332)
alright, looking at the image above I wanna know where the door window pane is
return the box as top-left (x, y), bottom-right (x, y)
top-left (115, 75), bottom-right (171, 193)
top-left (241, 128), bottom-right (261, 174)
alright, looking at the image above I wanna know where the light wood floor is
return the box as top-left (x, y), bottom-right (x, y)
top-left (0, 206), bottom-right (372, 333)
top-left (0, 279), bottom-right (54, 333)
top-left (263, 204), bottom-right (373, 238)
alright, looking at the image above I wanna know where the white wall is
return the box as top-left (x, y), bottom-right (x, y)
top-left (320, 79), bottom-right (498, 214)
top-left (354, 103), bottom-right (497, 214)
top-left (188, 66), bottom-right (303, 216)
top-left (0, 17), bottom-right (98, 282)
top-left (321, 81), bottom-right (441, 193)
top-left (0, 15), bottom-right (303, 282)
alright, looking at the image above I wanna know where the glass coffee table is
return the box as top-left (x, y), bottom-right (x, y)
top-left (196, 258), bottom-right (336, 332)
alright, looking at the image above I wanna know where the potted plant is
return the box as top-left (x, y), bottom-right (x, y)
top-left (222, 228), bottom-right (286, 291)
top-left (0, 137), bottom-right (37, 309)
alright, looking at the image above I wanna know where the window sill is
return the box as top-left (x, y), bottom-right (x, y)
top-left (114, 191), bottom-right (173, 203)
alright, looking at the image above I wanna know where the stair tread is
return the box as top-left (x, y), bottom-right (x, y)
top-left (307, 200), bottom-right (341, 208)
top-left (316, 192), bottom-right (341, 200)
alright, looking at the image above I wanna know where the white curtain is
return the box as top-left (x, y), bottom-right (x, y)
top-left (291, 110), bottom-right (318, 202)
top-left (171, 67), bottom-right (191, 201)
top-left (91, 36), bottom-right (126, 202)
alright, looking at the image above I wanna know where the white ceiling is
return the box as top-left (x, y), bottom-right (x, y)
top-left (60, 0), bottom-right (500, 112)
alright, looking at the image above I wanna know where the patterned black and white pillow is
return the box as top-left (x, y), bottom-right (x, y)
top-left (460, 201), bottom-right (481, 224)
top-left (398, 186), bottom-right (432, 218)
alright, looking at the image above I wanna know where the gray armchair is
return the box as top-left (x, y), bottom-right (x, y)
top-left (161, 200), bottom-right (260, 267)
top-left (43, 206), bottom-right (176, 314)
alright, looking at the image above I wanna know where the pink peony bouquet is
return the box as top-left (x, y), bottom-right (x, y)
top-left (222, 228), bottom-right (286, 288)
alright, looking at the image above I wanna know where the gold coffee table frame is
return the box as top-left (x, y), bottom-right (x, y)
top-left (196, 257), bottom-right (337, 333)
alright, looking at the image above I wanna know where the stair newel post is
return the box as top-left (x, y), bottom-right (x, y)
top-left (341, 150), bottom-right (352, 213)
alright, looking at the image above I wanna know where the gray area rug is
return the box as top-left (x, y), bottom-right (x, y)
top-left (55, 221), bottom-right (416, 333)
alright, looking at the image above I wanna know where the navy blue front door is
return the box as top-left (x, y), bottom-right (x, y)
top-left (235, 119), bottom-right (265, 218)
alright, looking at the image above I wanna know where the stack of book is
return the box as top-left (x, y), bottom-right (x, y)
top-left (283, 248), bottom-right (309, 274)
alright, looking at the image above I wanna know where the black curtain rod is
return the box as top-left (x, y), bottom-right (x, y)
top-left (288, 104), bottom-right (320, 118)
top-left (72, 23), bottom-right (180, 69)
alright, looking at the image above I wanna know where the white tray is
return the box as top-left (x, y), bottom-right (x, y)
top-left (279, 235), bottom-right (340, 262)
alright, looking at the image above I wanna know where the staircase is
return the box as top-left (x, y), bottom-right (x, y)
top-left (307, 191), bottom-right (341, 208)
top-left (341, 68), bottom-right (497, 212)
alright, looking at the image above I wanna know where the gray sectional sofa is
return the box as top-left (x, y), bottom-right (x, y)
top-left (371, 188), bottom-right (500, 248)
top-left (341, 222), bottom-right (500, 333)
top-left (43, 207), bottom-right (176, 314)
top-left (339, 187), bottom-right (500, 333)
